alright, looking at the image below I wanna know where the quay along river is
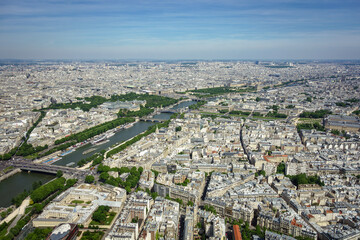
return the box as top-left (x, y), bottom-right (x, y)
top-left (0, 100), bottom-right (196, 207)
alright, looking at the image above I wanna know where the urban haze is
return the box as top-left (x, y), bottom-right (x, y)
top-left (0, 0), bottom-right (360, 240)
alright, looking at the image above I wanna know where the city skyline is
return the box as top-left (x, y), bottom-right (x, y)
top-left (0, 60), bottom-right (359, 239)
top-left (1, 0), bottom-right (360, 60)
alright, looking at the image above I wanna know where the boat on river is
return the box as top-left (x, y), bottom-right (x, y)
top-left (60, 149), bottom-right (75, 157)
top-left (82, 148), bottom-right (97, 155)
top-left (43, 157), bottom-right (62, 164)
top-left (94, 139), bottom-right (110, 146)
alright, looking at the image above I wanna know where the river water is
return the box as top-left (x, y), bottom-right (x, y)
top-left (0, 171), bottom-right (55, 207)
top-left (53, 121), bottom-right (155, 167)
top-left (0, 100), bottom-right (196, 208)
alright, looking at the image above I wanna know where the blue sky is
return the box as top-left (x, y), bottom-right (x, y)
top-left (0, 0), bottom-right (360, 59)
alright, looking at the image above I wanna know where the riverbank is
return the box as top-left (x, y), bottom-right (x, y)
top-left (53, 121), bottom-right (155, 167)
top-left (0, 168), bottom-right (21, 183)
top-left (104, 128), bottom-right (147, 158)
top-left (0, 197), bottom-right (29, 226)
top-left (34, 121), bottom-right (139, 166)
top-left (0, 100), bottom-right (196, 209)
top-left (0, 171), bottom-right (55, 208)
top-left (78, 161), bottom-right (93, 170)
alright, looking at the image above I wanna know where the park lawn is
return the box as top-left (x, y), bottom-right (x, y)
top-left (71, 200), bottom-right (84, 204)
top-left (200, 111), bottom-right (220, 115)
top-left (229, 114), bottom-right (250, 118)
top-left (90, 212), bottom-right (116, 226)
top-left (298, 118), bottom-right (322, 123)
top-left (104, 212), bottom-right (116, 225)
top-left (23, 154), bottom-right (38, 160)
top-left (81, 230), bottom-right (104, 240)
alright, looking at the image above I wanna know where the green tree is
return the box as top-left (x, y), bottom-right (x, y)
top-left (204, 205), bottom-right (217, 214)
top-left (1, 153), bottom-right (12, 160)
top-left (331, 129), bottom-right (341, 135)
top-left (255, 225), bottom-right (262, 236)
top-left (66, 178), bottom-right (78, 187)
top-left (85, 175), bottom-right (95, 184)
top-left (99, 172), bottom-right (109, 182)
top-left (130, 167), bottom-right (137, 174)
top-left (81, 230), bottom-right (104, 240)
top-left (24, 228), bottom-right (52, 240)
top-left (32, 181), bottom-right (42, 191)
top-left (156, 231), bottom-right (160, 240)
top-left (277, 162), bottom-right (286, 174)
top-left (33, 203), bottom-right (44, 214)
top-left (255, 170), bottom-right (266, 177)
top-left (30, 177), bottom-right (66, 203)
top-left (288, 173), bottom-right (324, 186)
top-left (92, 211), bottom-right (106, 224)
top-left (97, 164), bottom-right (111, 173)
top-left (299, 109), bottom-right (332, 118)
top-left (91, 206), bottom-right (110, 224)
top-left (56, 170), bottom-right (63, 178)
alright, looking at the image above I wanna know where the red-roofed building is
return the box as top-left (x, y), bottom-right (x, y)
top-left (263, 155), bottom-right (288, 163)
top-left (233, 225), bottom-right (242, 240)
top-left (291, 218), bottom-right (303, 228)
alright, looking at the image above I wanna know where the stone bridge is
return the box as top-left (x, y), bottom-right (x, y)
top-left (10, 161), bottom-right (85, 175)
top-left (139, 118), bottom-right (166, 123)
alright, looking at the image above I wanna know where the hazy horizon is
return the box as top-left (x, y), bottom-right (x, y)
top-left (1, 0), bottom-right (360, 60)
top-left (1, 58), bottom-right (360, 62)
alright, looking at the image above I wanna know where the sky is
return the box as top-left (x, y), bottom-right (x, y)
top-left (0, 0), bottom-right (360, 60)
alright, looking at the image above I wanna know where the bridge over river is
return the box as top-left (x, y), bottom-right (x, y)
top-left (9, 161), bottom-right (85, 175)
